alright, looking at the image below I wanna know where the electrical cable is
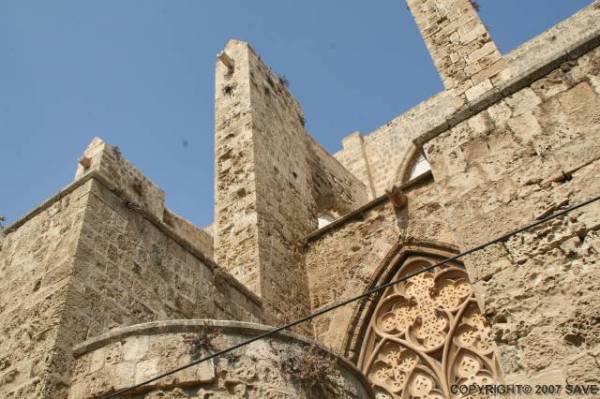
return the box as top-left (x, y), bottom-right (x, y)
top-left (103, 194), bottom-right (600, 398)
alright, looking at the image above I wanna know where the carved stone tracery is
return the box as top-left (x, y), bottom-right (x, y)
top-left (359, 256), bottom-right (502, 398)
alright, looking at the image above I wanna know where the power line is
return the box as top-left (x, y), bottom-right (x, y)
top-left (104, 194), bottom-right (600, 398)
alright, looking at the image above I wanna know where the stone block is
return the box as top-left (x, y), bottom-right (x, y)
top-left (465, 78), bottom-right (493, 101)
top-left (134, 358), bottom-right (159, 385)
top-left (507, 112), bottom-right (543, 145)
top-left (505, 87), bottom-right (542, 116)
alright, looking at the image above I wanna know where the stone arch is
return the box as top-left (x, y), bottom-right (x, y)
top-left (393, 143), bottom-right (431, 185)
top-left (342, 239), bottom-right (502, 398)
top-left (342, 239), bottom-right (458, 362)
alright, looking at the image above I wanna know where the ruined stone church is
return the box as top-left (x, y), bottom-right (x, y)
top-left (1, 1), bottom-right (600, 398)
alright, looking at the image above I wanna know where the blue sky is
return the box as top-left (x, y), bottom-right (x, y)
top-left (0, 0), bottom-right (593, 228)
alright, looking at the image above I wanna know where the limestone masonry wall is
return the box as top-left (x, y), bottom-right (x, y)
top-left (309, 1), bottom-right (600, 388)
top-left (75, 137), bottom-right (166, 220)
top-left (73, 178), bottom-right (262, 336)
top-left (1, 141), bottom-right (263, 398)
top-left (334, 1), bottom-right (600, 198)
top-left (163, 209), bottom-right (214, 259)
top-left (68, 320), bottom-right (372, 398)
top-left (407, 0), bottom-right (504, 92)
top-left (214, 40), bottom-right (367, 330)
top-left (304, 174), bottom-right (459, 357)
top-left (423, 44), bottom-right (600, 385)
top-left (2, 1), bottom-right (600, 398)
top-left (0, 182), bottom-right (89, 398)
top-left (304, 202), bottom-right (400, 352)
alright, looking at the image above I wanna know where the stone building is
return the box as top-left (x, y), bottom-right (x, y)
top-left (1, 1), bottom-right (600, 398)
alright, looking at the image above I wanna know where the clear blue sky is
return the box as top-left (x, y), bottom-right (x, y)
top-left (0, 0), bottom-right (593, 228)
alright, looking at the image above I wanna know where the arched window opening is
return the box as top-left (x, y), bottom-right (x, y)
top-left (408, 153), bottom-right (431, 181)
top-left (394, 146), bottom-right (433, 186)
top-left (317, 211), bottom-right (336, 229)
top-left (358, 254), bottom-right (502, 398)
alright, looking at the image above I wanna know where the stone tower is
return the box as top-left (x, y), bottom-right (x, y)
top-left (407, 0), bottom-right (505, 93)
top-left (213, 40), bottom-right (367, 326)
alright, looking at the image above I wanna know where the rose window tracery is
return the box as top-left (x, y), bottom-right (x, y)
top-left (359, 256), bottom-right (502, 398)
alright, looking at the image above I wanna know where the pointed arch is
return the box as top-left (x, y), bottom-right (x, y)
top-left (393, 143), bottom-right (431, 186)
top-left (342, 238), bottom-right (460, 362)
top-left (342, 239), bottom-right (503, 398)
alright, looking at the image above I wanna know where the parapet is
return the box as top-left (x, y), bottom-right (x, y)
top-left (74, 137), bottom-right (216, 258)
top-left (69, 320), bottom-right (373, 398)
top-left (163, 208), bottom-right (214, 259)
top-left (75, 137), bottom-right (166, 220)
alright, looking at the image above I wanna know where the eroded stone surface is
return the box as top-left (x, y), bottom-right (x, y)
top-left (68, 321), bottom-right (372, 399)
top-left (2, 1), bottom-right (600, 398)
top-left (310, 1), bottom-right (600, 392)
top-left (214, 40), bottom-right (367, 332)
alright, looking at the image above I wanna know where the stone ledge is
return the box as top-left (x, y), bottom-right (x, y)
top-left (72, 318), bottom-right (373, 395)
top-left (302, 170), bottom-right (433, 245)
top-left (3, 170), bottom-right (96, 235)
top-left (2, 170), bottom-right (263, 308)
top-left (332, 2), bottom-right (600, 196)
top-left (413, 3), bottom-right (600, 147)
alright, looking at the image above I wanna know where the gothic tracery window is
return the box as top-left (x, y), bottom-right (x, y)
top-left (358, 255), bottom-right (502, 399)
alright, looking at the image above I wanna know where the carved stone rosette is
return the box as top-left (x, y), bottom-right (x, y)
top-left (359, 256), bottom-right (502, 399)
